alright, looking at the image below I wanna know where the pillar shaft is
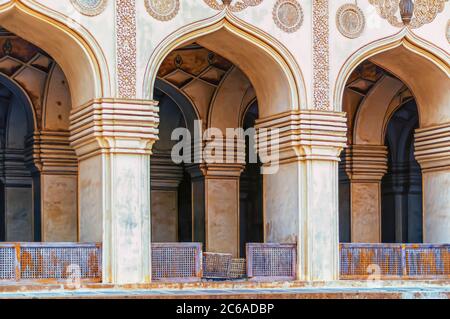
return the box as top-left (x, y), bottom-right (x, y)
top-left (343, 145), bottom-right (388, 243)
top-left (70, 98), bottom-right (159, 284)
top-left (187, 163), bottom-right (244, 257)
top-left (256, 110), bottom-right (347, 281)
top-left (415, 123), bottom-right (450, 243)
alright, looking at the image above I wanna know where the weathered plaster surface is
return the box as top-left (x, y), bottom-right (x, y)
top-left (41, 175), bottom-right (77, 242)
top-left (151, 190), bottom-right (178, 242)
top-left (351, 182), bottom-right (381, 243)
top-left (423, 170), bottom-right (450, 243)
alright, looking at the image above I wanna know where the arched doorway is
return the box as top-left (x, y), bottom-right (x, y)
top-left (336, 31), bottom-right (450, 244)
top-left (0, 27), bottom-right (80, 242)
top-left (151, 42), bottom-right (265, 257)
top-left (0, 2), bottom-right (110, 245)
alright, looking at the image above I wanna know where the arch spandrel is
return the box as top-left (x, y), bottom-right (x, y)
top-left (335, 30), bottom-right (450, 128)
top-left (144, 11), bottom-right (306, 119)
top-left (0, 1), bottom-right (110, 107)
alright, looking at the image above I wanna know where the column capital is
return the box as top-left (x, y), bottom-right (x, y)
top-left (69, 98), bottom-right (159, 160)
top-left (343, 144), bottom-right (388, 181)
top-left (415, 122), bottom-right (450, 172)
top-left (255, 110), bottom-right (347, 163)
top-left (150, 151), bottom-right (183, 190)
top-left (26, 130), bottom-right (78, 175)
top-left (185, 163), bottom-right (245, 179)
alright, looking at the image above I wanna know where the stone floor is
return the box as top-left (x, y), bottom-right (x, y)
top-left (0, 281), bottom-right (449, 299)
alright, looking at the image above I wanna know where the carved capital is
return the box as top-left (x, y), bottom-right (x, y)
top-left (26, 131), bottom-right (78, 175)
top-left (415, 122), bottom-right (450, 172)
top-left (255, 110), bottom-right (347, 164)
top-left (150, 151), bottom-right (183, 190)
top-left (69, 98), bottom-right (159, 160)
top-left (185, 163), bottom-right (245, 179)
top-left (342, 144), bottom-right (388, 181)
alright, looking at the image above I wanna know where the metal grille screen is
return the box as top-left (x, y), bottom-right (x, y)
top-left (340, 244), bottom-right (450, 279)
top-left (20, 244), bottom-right (102, 280)
top-left (202, 253), bottom-right (232, 279)
top-left (340, 244), bottom-right (403, 278)
top-left (0, 246), bottom-right (16, 280)
top-left (151, 243), bottom-right (202, 281)
top-left (228, 258), bottom-right (246, 279)
top-left (405, 245), bottom-right (450, 277)
top-left (246, 243), bottom-right (296, 280)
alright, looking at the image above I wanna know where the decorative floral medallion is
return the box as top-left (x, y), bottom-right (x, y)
top-left (336, 4), bottom-right (365, 39)
top-left (145, 0), bottom-right (180, 21)
top-left (70, 0), bottom-right (108, 16)
top-left (273, 0), bottom-right (303, 33)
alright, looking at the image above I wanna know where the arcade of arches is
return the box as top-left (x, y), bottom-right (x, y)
top-left (0, 4), bottom-right (448, 287)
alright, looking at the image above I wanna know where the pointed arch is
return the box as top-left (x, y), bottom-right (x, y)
top-left (143, 9), bottom-right (306, 118)
top-left (0, 1), bottom-right (111, 107)
top-left (334, 29), bottom-right (450, 127)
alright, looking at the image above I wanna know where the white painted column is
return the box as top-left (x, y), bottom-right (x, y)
top-left (256, 111), bottom-right (347, 281)
top-left (415, 124), bottom-right (450, 243)
top-left (343, 145), bottom-right (388, 243)
top-left (70, 99), bottom-right (159, 284)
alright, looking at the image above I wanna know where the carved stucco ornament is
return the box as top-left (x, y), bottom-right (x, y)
top-left (336, 3), bottom-right (365, 39)
top-left (203, 0), bottom-right (263, 12)
top-left (273, 0), bottom-right (304, 33)
top-left (145, 0), bottom-right (180, 21)
top-left (369, 0), bottom-right (448, 29)
top-left (70, 0), bottom-right (108, 16)
top-left (447, 19), bottom-right (450, 43)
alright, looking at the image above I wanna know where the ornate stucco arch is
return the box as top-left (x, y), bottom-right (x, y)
top-left (0, 0), bottom-right (111, 107)
top-left (334, 28), bottom-right (450, 128)
top-left (143, 9), bottom-right (307, 118)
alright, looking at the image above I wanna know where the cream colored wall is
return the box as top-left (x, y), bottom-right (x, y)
top-left (78, 155), bottom-right (103, 243)
top-left (2, 1), bottom-right (444, 112)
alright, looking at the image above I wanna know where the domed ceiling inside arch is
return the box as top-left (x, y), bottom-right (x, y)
top-left (157, 43), bottom-right (255, 122)
top-left (0, 27), bottom-right (71, 130)
top-left (343, 60), bottom-right (414, 143)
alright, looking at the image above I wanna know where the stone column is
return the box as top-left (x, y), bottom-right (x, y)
top-left (415, 123), bottom-right (450, 243)
top-left (27, 131), bottom-right (78, 242)
top-left (187, 163), bottom-right (244, 257)
top-left (150, 151), bottom-right (183, 242)
top-left (256, 110), bottom-right (347, 281)
top-left (343, 145), bottom-right (388, 243)
top-left (70, 98), bottom-right (159, 284)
